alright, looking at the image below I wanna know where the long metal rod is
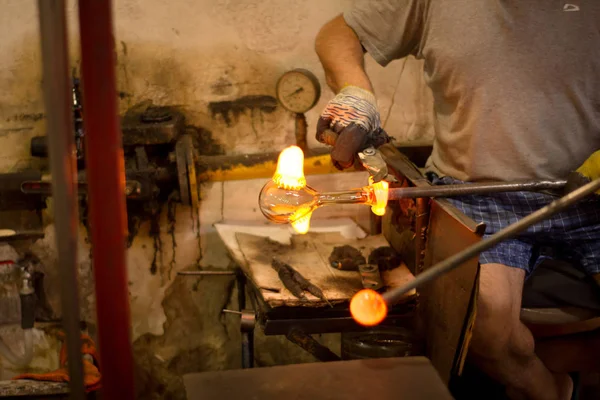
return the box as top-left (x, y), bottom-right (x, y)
top-left (37, 1), bottom-right (85, 398)
top-left (387, 179), bottom-right (567, 200)
top-left (78, 0), bottom-right (135, 398)
top-left (178, 270), bottom-right (236, 276)
top-left (382, 178), bottom-right (600, 306)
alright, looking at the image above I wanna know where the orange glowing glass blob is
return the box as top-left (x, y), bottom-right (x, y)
top-left (259, 146), bottom-right (390, 234)
top-left (368, 177), bottom-right (389, 217)
top-left (289, 206), bottom-right (312, 234)
top-left (349, 289), bottom-right (388, 326)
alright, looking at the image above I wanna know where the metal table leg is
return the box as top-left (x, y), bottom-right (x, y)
top-left (37, 1), bottom-right (85, 397)
top-left (241, 313), bottom-right (255, 369)
top-left (237, 270), bottom-right (255, 368)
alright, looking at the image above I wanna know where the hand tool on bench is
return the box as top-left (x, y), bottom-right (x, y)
top-left (350, 177), bottom-right (600, 326)
top-left (271, 258), bottom-right (332, 306)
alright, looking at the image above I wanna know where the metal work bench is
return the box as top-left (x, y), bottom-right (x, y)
top-left (214, 220), bottom-right (418, 367)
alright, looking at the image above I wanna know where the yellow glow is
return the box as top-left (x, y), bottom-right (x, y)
top-left (198, 154), bottom-right (339, 182)
top-left (350, 289), bottom-right (388, 326)
top-left (291, 214), bottom-right (311, 234)
top-left (368, 177), bottom-right (389, 216)
top-left (272, 146), bottom-right (307, 190)
top-left (289, 206), bottom-right (312, 234)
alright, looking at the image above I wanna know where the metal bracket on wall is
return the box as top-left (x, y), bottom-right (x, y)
top-left (175, 134), bottom-right (200, 227)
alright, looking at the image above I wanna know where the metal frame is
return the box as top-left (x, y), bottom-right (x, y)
top-left (37, 0), bottom-right (135, 397)
top-left (261, 303), bottom-right (415, 336)
top-left (237, 277), bottom-right (416, 364)
top-left (37, 1), bottom-right (85, 397)
top-left (78, 0), bottom-right (135, 397)
top-left (236, 271), bottom-right (255, 369)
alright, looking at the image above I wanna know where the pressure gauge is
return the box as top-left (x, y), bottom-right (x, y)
top-left (276, 69), bottom-right (321, 114)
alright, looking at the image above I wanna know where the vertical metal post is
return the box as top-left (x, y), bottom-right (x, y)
top-left (237, 271), bottom-right (254, 368)
top-left (414, 198), bottom-right (430, 274)
top-left (37, 1), bottom-right (85, 398)
top-left (294, 113), bottom-right (308, 152)
top-left (77, 0), bottom-right (135, 398)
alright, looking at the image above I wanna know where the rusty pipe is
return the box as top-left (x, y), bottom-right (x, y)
top-left (178, 270), bottom-right (236, 276)
top-left (78, 0), bottom-right (135, 398)
top-left (195, 146), bottom-right (432, 182)
top-left (37, 0), bottom-right (85, 397)
top-left (294, 113), bottom-right (308, 152)
top-left (382, 178), bottom-right (600, 307)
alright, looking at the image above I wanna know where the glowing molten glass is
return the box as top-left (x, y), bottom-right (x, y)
top-left (273, 146), bottom-right (306, 190)
top-left (349, 289), bottom-right (388, 326)
top-left (369, 177), bottom-right (389, 217)
top-left (258, 146), bottom-right (389, 234)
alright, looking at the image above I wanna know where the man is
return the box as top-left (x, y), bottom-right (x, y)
top-left (314, 2), bottom-right (600, 399)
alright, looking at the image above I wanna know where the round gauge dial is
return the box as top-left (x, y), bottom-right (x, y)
top-left (276, 69), bottom-right (321, 114)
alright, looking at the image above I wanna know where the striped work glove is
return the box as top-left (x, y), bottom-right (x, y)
top-left (316, 86), bottom-right (390, 170)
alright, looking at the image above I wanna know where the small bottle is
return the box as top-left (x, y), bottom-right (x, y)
top-left (258, 146), bottom-right (389, 234)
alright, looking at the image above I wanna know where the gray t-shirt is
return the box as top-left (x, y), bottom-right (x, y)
top-left (344, 1), bottom-right (600, 182)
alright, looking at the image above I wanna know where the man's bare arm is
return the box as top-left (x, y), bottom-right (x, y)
top-left (314, 14), bottom-right (387, 169)
top-left (315, 14), bottom-right (374, 94)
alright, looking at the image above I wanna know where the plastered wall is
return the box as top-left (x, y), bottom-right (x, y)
top-left (0, 0), bottom-right (433, 397)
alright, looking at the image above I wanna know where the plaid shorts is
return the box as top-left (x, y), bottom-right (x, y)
top-left (434, 176), bottom-right (600, 276)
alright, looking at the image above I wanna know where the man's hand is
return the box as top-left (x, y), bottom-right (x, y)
top-left (316, 86), bottom-right (389, 169)
top-left (576, 150), bottom-right (600, 193)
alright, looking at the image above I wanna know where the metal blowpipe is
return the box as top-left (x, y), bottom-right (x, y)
top-left (387, 179), bottom-right (567, 200)
top-left (381, 178), bottom-right (600, 306)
